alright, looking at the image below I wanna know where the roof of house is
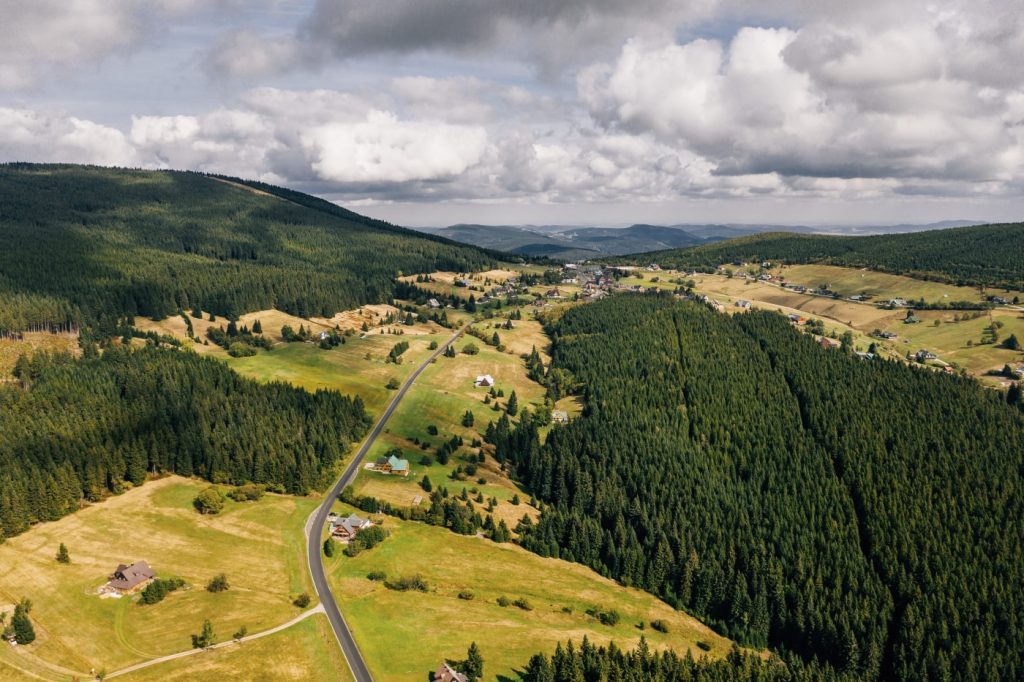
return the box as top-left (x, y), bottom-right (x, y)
top-left (551, 410), bottom-right (568, 420)
top-left (435, 663), bottom-right (469, 682)
top-left (108, 560), bottom-right (155, 590)
top-left (334, 513), bottom-right (371, 535)
top-left (475, 374), bottom-right (494, 386)
top-left (387, 455), bottom-right (409, 472)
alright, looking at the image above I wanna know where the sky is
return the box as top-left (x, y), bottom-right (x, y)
top-left (1, 0), bottom-right (1023, 227)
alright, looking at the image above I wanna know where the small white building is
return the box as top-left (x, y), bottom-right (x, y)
top-left (427, 298), bottom-right (441, 309)
top-left (475, 374), bottom-right (495, 387)
top-left (551, 410), bottom-right (569, 424)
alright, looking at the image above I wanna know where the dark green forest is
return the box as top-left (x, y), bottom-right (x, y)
top-left (492, 295), bottom-right (1023, 681)
top-left (0, 346), bottom-right (370, 540)
top-left (614, 224), bottom-right (1024, 290)
top-left (517, 638), bottom-right (851, 682)
top-left (0, 164), bottom-right (493, 335)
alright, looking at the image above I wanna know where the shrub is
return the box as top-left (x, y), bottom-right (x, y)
top-left (587, 607), bottom-right (620, 626)
top-left (512, 598), bottom-right (533, 611)
top-left (458, 591), bottom-right (475, 600)
top-left (367, 571), bottom-right (387, 582)
top-left (696, 641), bottom-right (712, 652)
top-left (139, 577), bottom-right (186, 605)
top-left (56, 543), bottom-right (70, 564)
top-left (385, 575), bottom-right (428, 592)
top-left (227, 342), bottom-right (256, 358)
top-left (496, 596), bottom-right (510, 607)
top-left (206, 574), bottom-right (230, 593)
top-left (193, 487), bottom-right (226, 515)
top-left (650, 619), bottom-right (669, 633)
top-left (323, 538), bottom-right (336, 557)
top-left (293, 593), bottom-right (311, 608)
top-left (226, 483), bottom-right (265, 502)
top-left (385, 378), bottom-right (400, 390)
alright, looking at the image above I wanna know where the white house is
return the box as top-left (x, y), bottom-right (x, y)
top-left (475, 374), bottom-right (495, 387)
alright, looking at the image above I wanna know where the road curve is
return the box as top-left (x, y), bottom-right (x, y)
top-left (307, 323), bottom-right (468, 682)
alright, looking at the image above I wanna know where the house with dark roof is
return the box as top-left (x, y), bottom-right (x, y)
top-left (434, 662), bottom-right (468, 682)
top-left (105, 561), bottom-right (155, 594)
top-left (330, 513), bottom-right (373, 542)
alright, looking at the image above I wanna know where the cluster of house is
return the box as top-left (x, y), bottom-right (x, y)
top-left (99, 560), bottom-right (156, 596)
top-left (556, 264), bottom-right (617, 301)
top-left (372, 454), bottom-right (410, 476)
top-left (327, 512), bottom-right (373, 542)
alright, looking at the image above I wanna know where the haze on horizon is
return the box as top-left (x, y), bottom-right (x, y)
top-left (1, 0), bottom-right (1022, 228)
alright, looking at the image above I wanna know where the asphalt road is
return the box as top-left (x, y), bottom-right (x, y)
top-left (306, 324), bottom-right (468, 682)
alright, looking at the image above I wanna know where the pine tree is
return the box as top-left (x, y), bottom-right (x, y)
top-left (56, 543), bottom-right (70, 564)
top-left (462, 641), bottom-right (484, 681)
top-left (506, 391), bottom-right (518, 416)
top-left (11, 599), bottom-right (35, 644)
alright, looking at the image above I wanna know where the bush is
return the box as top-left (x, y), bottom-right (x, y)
top-left (512, 598), bottom-right (533, 611)
top-left (139, 577), bottom-right (186, 605)
top-left (227, 342), bottom-right (256, 358)
top-left (226, 483), bottom-right (265, 502)
top-left (385, 575), bottom-right (428, 592)
top-left (385, 377), bottom-right (400, 390)
top-left (650, 619), bottom-right (669, 633)
top-left (588, 608), bottom-right (620, 626)
top-left (293, 593), bottom-right (311, 608)
top-left (696, 641), bottom-right (712, 652)
top-left (367, 571), bottom-right (387, 582)
top-left (206, 574), bottom-right (230, 593)
top-left (462, 342), bottom-right (480, 355)
top-left (323, 538), bottom-right (336, 557)
top-left (193, 487), bottom-right (226, 515)
top-left (496, 596), bottom-right (510, 607)
top-left (458, 590), bottom-right (475, 600)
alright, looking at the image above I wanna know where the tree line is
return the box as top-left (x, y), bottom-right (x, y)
top-left (491, 294), bottom-right (1024, 681)
top-left (612, 223), bottom-right (1024, 291)
top-left (0, 345), bottom-right (370, 540)
top-left (0, 164), bottom-right (493, 337)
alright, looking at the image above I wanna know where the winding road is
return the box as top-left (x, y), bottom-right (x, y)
top-left (306, 323), bottom-right (468, 682)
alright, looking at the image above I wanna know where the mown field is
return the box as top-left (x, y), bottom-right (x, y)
top-left (0, 331), bottom-right (79, 376)
top-left (0, 477), bottom-right (318, 680)
top-left (327, 508), bottom-right (736, 682)
top-left (119, 614), bottom-right (352, 682)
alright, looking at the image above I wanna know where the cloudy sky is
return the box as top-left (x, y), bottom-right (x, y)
top-left (2, 0), bottom-right (1023, 226)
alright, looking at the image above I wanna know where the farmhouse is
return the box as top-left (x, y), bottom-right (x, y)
top-left (916, 349), bottom-right (938, 362)
top-left (330, 513), bottom-right (373, 542)
top-left (545, 288), bottom-right (562, 299)
top-left (374, 454), bottom-right (410, 476)
top-left (735, 300), bottom-right (751, 309)
top-left (105, 560), bottom-right (155, 594)
top-left (819, 337), bottom-right (842, 350)
top-left (434, 662), bottom-right (468, 682)
top-left (475, 374), bottom-right (495, 387)
top-left (551, 410), bottom-right (569, 424)
top-left (427, 298), bottom-right (441, 309)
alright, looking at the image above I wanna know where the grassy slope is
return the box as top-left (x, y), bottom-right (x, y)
top-left (327, 508), bottom-right (734, 682)
top-left (120, 614), bottom-right (353, 682)
top-left (0, 477), bottom-right (317, 678)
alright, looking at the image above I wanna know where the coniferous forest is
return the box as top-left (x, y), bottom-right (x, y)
top-left (0, 346), bottom-right (370, 540)
top-left (619, 224), bottom-right (1024, 290)
top-left (493, 295), bottom-right (1023, 681)
top-left (0, 164), bottom-right (494, 335)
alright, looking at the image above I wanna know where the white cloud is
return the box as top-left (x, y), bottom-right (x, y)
top-left (302, 111), bottom-right (488, 184)
top-left (0, 108), bottom-right (137, 166)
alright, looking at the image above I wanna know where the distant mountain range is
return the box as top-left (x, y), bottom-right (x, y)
top-left (414, 220), bottom-right (980, 261)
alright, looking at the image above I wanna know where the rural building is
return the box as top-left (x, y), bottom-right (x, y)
top-left (105, 561), bottom-right (156, 594)
top-left (545, 289), bottom-right (562, 299)
top-left (434, 663), bottom-right (468, 682)
top-left (427, 298), bottom-right (441, 308)
top-left (819, 337), bottom-right (842, 350)
top-left (735, 300), bottom-right (751, 309)
top-left (878, 331), bottom-right (898, 340)
top-left (551, 410), bottom-right (569, 423)
top-left (318, 331), bottom-right (329, 341)
top-left (475, 374), bottom-right (494, 387)
top-left (374, 454), bottom-right (410, 476)
top-left (916, 349), bottom-right (938, 362)
top-left (330, 513), bottom-right (373, 541)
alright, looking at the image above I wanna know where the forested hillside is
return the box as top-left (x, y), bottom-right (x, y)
top-left (0, 164), bottom-right (493, 335)
top-left (621, 223), bottom-right (1024, 290)
top-left (493, 295), bottom-right (1023, 681)
top-left (0, 346), bottom-right (370, 540)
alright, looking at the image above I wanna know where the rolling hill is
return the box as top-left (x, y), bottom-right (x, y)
top-left (618, 223), bottom-right (1024, 290)
top-left (0, 163), bottom-right (494, 336)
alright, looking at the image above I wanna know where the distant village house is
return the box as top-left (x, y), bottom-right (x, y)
top-left (330, 513), bottom-right (373, 542)
top-left (105, 561), bottom-right (155, 594)
top-left (434, 662), bottom-right (468, 682)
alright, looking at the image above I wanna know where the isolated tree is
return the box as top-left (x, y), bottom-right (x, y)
top-left (506, 391), bottom-right (519, 416)
top-left (191, 619), bottom-right (215, 649)
top-left (323, 538), bottom-right (336, 557)
top-left (420, 475), bottom-right (433, 493)
top-left (56, 543), bottom-right (70, 564)
top-left (11, 599), bottom-right (35, 644)
top-left (1003, 333), bottom-right (1021, 350)
top-left (461, 410), bottom-right (475, 427)
top-left (293, 593), bottom-right (311, 608)
top-left (462, 641), bottom-right (484, 681)
top-left (193, 487), bottom-right (225, 515)
top-left (252, 319), bottom-right (262, 334)
top-left (233, 625), bottom-right (247, 642)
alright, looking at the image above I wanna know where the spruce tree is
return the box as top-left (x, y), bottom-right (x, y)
top-left (56, 543), bottom-right (70, 564)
